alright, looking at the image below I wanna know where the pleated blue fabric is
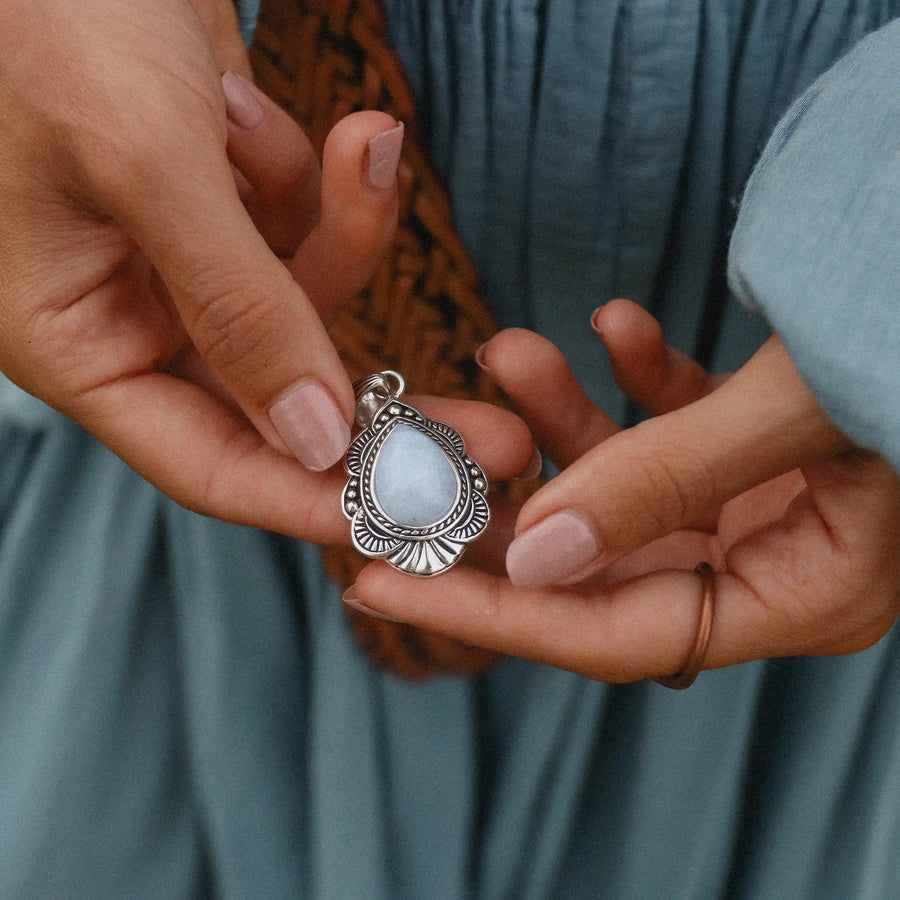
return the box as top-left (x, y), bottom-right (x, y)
top-left (1, 3), bottom-right (898, 896)
top-left (729, 19), bottom-right (900, 469)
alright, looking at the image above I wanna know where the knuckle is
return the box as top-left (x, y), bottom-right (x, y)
top-left (625, 440), bottom-right (716, 537)
top-left (628, 454), bottom-right (692, 534)
top-left (68, 97), bottom-right (222, 204)
top-left (55, 85), bottom-right (157, 181)
top-left (186, 282), bottom-right (272, 380)
top-left (65, 110), bottom-right (178, 207)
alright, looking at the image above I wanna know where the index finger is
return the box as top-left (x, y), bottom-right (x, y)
top-left (505, 337), bottom-right (850, 590)
top-left (477, 328), bottom-right (619, 468)
top-left (349, 561), bottom-right (764, 682)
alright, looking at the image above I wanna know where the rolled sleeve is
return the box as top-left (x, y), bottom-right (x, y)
top-left (729, 19), bottom-right (900, 470)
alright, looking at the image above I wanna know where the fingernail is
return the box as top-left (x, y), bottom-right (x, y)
top-left (589, 306), bottom-right (604, 334)
top-left (512, 444), bottom-right (543, 481)
top-left (222, 70), bottom-right (264, 129)
top-left (506, 510), bottom-right (601, 590)
top-left (367, 122), bottom-right (404, 189)
top-left (342, 586), bottom-right (405, 623)
top-left (268, 378), bottom-right (351, 471)
top-left (474, 343), bottom-right (490, 372)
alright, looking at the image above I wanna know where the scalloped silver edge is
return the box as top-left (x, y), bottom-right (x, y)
top-left (342, 399), bottom-right (489, 576)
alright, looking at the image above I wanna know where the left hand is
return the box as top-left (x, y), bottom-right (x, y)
top-left (190, 0), bottom-right (255, 77)
top-left (346, 301), bottom-right (900, 682)
top-left (0, 1), bottom-right (407, 538)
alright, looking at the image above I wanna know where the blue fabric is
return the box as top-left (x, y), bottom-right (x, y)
top-left (234, 0), bottom-right (260, 45)
top-left (381, 0), bottom-right (900, 429)
top-left (3, 3), bottom-right (900, 897)
top-left (729, 19), bottom-right (900, 470)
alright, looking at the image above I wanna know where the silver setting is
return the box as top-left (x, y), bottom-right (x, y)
top-left (342, 371), bottom-right (490, 576)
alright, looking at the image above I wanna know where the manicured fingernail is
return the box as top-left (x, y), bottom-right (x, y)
top-left (222, 70), bottom-right (264, 129)
top-left (268, 378), bottom-right (350, 471)
top-left (506, 510), bottom-right (601, 590)
top-left (474, 343), bottom-right (490, 372)
top-left (512, 445), bottom-right (543, 481)
top-left (367, 122), bottom-right (404, 189)
top-left (342, 586), bottom-right (405, 623)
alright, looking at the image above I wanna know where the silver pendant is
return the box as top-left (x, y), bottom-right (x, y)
top-left (342, 371), bottom-right (490, 576)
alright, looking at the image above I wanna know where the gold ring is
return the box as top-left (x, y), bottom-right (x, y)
top-left (654, 562), bottom-right (716, 690)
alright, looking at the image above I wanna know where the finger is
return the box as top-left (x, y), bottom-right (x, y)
top-left (589, 299), bottom-right (728, 534)
top-left (178, 108), bottom-right (401, 398)
top-left (590, 469), bottom-right (811, 584)
top-left (348, 561), bottom-right (768, 682)
top-left (80, 372), bottom-right (350, 542)
top-left (505, 337), bottom-right (853, 589)
top-left (82, 85), bottom-right (359, 473)
top-left (352, 449), bottom-right (900, 677)
top-left (590, 299), bottom-right (720, 415)
top-left (716, 469), bottom-right (807, 550)
top-left (590, 530), bottom-right (722, 586)
top-left (288, 112), bottom-right (403, 323)
top-left (73, 382), bottom-right (530, 542)
top-left (223, 71), bottom-right (322, 257)
top-left (409, 395), bottom-right (535, 481)
top-left (191, 0), bottom-right (253, 77)
top-left (476, 328), bottom-right (620, 468)
top-left (724, 452), bottom-right (900, 656)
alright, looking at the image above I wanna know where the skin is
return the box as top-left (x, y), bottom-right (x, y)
top-left (189, 0), bottom-right (254, 77)
top-left (0, 0), bottom-right (533, 545)
top-left (349, 301), bottom-right (900, 682)
top-left (9, 3), bottom-right (893, 680)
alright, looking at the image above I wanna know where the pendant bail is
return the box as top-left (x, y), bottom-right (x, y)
top-left (353, 370), bottom-right (405, 428)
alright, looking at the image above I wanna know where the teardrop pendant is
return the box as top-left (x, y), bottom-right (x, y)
top-left (373, 423), bottom-right (459, 527)
top-left (342, 371), bottom-right (490, 576)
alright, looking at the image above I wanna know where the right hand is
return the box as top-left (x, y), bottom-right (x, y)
top-left (349, 306), bottom-right (900, 682)
top-left (0, 0), bottom-right (423, 542)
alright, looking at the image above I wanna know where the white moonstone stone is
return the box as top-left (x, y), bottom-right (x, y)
top-left (373, 423), bottom-right (459, 526)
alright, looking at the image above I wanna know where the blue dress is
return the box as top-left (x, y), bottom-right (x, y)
top-left (1, 3), bottom-right (898, 897)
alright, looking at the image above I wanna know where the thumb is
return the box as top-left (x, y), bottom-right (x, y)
top-left (98, 92), bottom-right (359, 472)
top-left (288, 112), bottom-right (403, 323)
top-left (505, 337), bottom-right (851, 589)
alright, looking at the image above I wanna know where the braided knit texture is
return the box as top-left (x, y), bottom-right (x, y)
top-left (251, 0), bottom-right (530, 677)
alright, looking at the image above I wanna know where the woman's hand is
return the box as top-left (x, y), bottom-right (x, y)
top-left (346, 301), bottom-right (900, 681)
top-left (0, 0), bottom-right (409, 540)
top-left (190, 0), bottom-right (254, 77)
